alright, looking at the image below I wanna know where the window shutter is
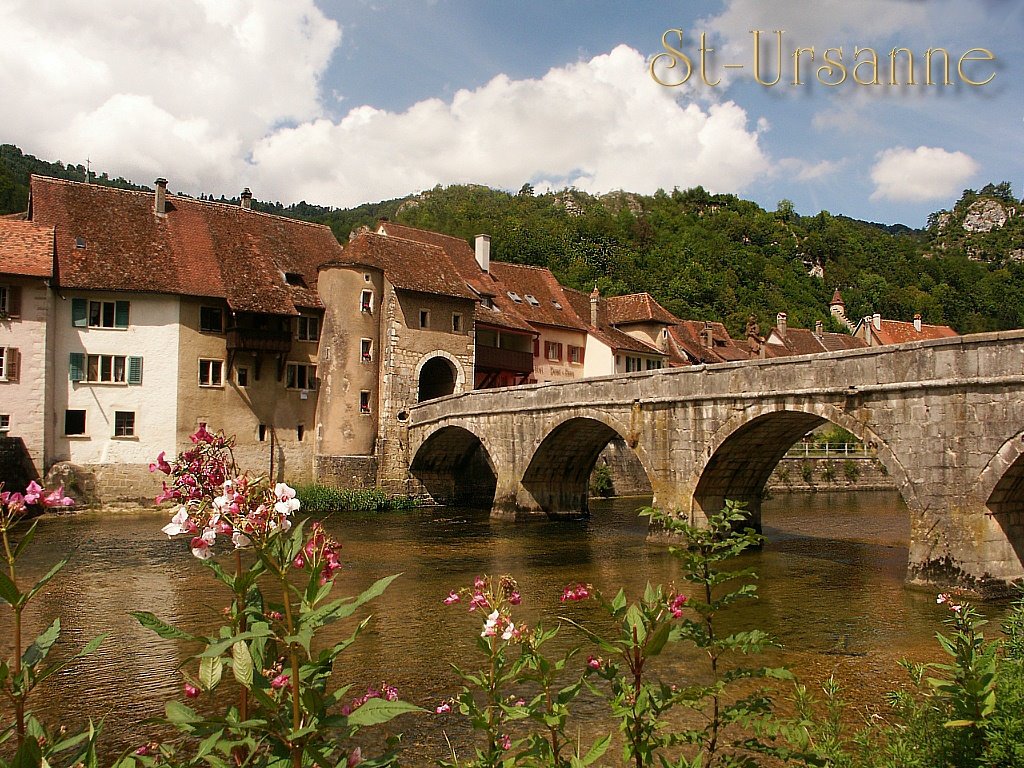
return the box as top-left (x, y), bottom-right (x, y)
top-left (533, 337), bottom-right (540, 357)
top-left (579, 346), bottom-right (586, 364)
top-left (71, 298), bottom-right (87, 327)
top-left (115, 301), bottom-right (130, 328)
top-left (127, 356), bottom-right (143, 384)
top-left (7, 287), bottom-right (21, 317)
top-left (557, 343), bottom-right (563, 361)
top-left (5, 348), bottom-right (17, 381)
top-left (69, 352), bottom-right (84, 382)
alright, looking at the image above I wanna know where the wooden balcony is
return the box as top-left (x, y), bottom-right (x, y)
top-left (475, 344), bottom-right (533, 374)
top-left (226, 327), bottom-right (292, 355)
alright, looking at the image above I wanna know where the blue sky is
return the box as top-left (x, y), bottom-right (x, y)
top-left (3, 1), bottom-right (1022, 227)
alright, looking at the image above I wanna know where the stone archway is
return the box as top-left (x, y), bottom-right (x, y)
top-left (415, 351), bottom-right (465, 402)
top-left (409, 425), bottom-right (496, 507)
top-left (519, 415), bottom-right (655, 518)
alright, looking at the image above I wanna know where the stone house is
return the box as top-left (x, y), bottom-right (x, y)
top-left (0, 218), bottom-right (55, 480)
top-left (762, 312), bottom-right (868, 357)
top-left (25, 176), bottom-right (335, 499)
top-left (315, 229), bottom-right (477, 489)
top-left (853, 312), bottom-right (958, 346)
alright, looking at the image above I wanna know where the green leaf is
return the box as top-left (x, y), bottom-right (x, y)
top-left (610, 589), bottom-right (627, 613)
top-left (34, 633), bottom-right (105, 686)
top-left (645, 620), bottom-right (672, 657)
top-left (130, 612), bottom-right (200, 642)
top-left (11, 734), bottom-right (42, 768)
top-left (346, 697), bottom-right (423, 727)
top-left (25, 556), bottom-right (69, 603)
top-left (199, 655), bottom-right (223, 691)
top-left (12, 521), bottom-right (39, 560)
top-left (22, 618), bottom-right (61, 667)
top-left (0, 568), bottom-right (22, 606)
top-left (231, 641), bottom-right (253, 688)
top-left (579, 733), bottom-right (612, 766)
top-left (199, 628), bottom-right (272, 658)
top-left (165, 701), bottom-right (202, 726)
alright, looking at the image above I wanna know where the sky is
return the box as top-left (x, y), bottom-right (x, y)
top-left (2, 0), bottom-right (1022, 227)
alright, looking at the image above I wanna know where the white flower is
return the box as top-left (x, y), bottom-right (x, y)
top-left (161, 506), bottom-right (190, 537)
top-left (232, 530), bottom-right (252, 549)
top-left (274, 482), bottom-right (296, 500)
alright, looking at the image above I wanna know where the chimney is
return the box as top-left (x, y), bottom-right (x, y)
top-left (702, 322), bottom-right (714, 349)
top-left (815, 320), bottom-right (824, 334)
top-left (913, 313), bottom-right (922, 332)
top-left (776, 312), bottom-right (787, 337)
top-left (154, 178), bottom-right (167, 216)
top-left (240, 188), bottom-right (252, 210)
top-left (590, 285), bottom-right (600, 327)
top-left (474, 234), bottom-right (490, 273)
top-left (872, 312), bottom-right (881, 331)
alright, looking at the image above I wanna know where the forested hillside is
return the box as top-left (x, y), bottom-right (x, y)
top-left (3, 143), bottom-right (1022, 337)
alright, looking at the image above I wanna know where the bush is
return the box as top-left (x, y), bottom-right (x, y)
top-left (295, 484), bottom-right (417, 513)
top-left (821, 463), bottom-right (837, 483)
top-left (589, 463), bottom-right (614, 497)
top-left (843, 459), bottom-right (860, 482)
top-left (800, 461), bottom-right (814, 483)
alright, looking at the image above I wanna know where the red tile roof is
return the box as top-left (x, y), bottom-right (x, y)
top-left (767, 326), bottom-right (867, 356)
top-left (324, 230), bottom-right (477, 301)
top-left (29, 176), bottom-right (339, 314)
top-left (488, 263), bottom-right (589, 331)
top-left (668, 321), bottom-right (753, 364)
top-left (606, 293), bottom-right (679, 325)
top-left (0, 218), bottom-right (54, 278)
top-left (562, 288), bottom-right (664, 356)
top-left (870, 319), bottom-right (958, 345)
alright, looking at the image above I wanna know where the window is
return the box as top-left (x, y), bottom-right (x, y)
top-left (72, 299), bottom-right (130, 329)
top-left (359, 390), bottom-right (371, 414)
top-left (567, 345), bottom-right (584, 364)
top-left (0, 286), bottom-right (20, 318)
top-left (64, 410), bottom-right (86, 436)
top-left (646, 359), bottom-right (662, 370)
top-left (419, 309), bottom-right (430, 329)
top-left (236, 367), bottom-right (249, 387)
top-left (0, 347), bottom-right (16, 381)
top-left (70, 353), bottom-right (138, 384)
top-left (296, 424), bottom-right (305, 442)
top-left (452, 313), bottom-right (462, 332)
top-left (545, 341), bottom-right (563, 361)
top-left (284, 272), bottom-right (307, 287)
top-left (507, 291), bottom-right (523, 303)
top-left (199, 359), bottom-right (224, 387)
top-left (114, 411), bottom-right (135, 437)
top-left (360, 338), bottom-right (372, 362)
top-left (286, 363), bottom-right (317, 390)
top-left (363, 273), bottom-right (372, 282)
top-left (199, 306), bottom-right (224, 333)
top-left (0, 415), bottom-right (9, 433)
top-left (525, 294), bottom-right (540, 306)
top-left (360, 290), bottom-right (374, 313)
top-left (258, 424), bottom-right (267, 442)
top-left (297, 315), bottom-right (320, 342)
top-left (75, 237), bottom-right (86, 249)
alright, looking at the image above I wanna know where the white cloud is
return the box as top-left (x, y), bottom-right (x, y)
top-left (777, 158), bottom-right (848, 182)
top-left (0, 0), bottom-right (339, 189)
top-left (869, 146), bottom-right (978, 202)
top-left (250, 45), bottom-right (770, 206)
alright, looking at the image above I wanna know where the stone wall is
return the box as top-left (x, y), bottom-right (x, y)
top-left (315, 455), bottom-right (378, 489)
top-left (767, 457), bottom-right (895, 492)
top-left (593, 436), bottom-right (652, 496)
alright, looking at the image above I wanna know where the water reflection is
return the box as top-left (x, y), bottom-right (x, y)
top-left (0, 491), bottom-right (999, 760)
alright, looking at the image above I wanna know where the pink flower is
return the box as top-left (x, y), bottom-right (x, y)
top-left (271, 673), bottom-right (290, 690)
top-left (669, 593), bottom-right (688, 618)
top-left (468, 592), bottom-right (488, 611)
top-left (443, 591), bottom-right (460, 605)
top-left (346, 747), bottom-right (362, 767)
top-left (508, 591), bottom-right (522, 605)
top-left (23, 480), bottom-right (42, 505)
top-left (561, 583), bottom-right (591, 602)
top-left (587, 655), bottom-right (602, 670)
top-left (500, 734), bottom-right (511, 751)
top-left (435, 702), bottom-right (451, 714)
top-left (149, 451), bottom-right (172, 475)
top-left (183, 683), bottom-right (200, 699)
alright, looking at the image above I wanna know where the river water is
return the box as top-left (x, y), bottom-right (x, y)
top-left (0, 491), bottom-right (1004, 762)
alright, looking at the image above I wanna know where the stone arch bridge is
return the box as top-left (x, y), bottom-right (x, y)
top-left (404, 331), bottom-right (1024, 594)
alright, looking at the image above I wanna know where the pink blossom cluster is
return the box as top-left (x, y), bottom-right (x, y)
top-left (154, 429), bottom-right (302, 560)
top-left (937, 593), bottom-right (965, 613)
top-left (293, 521), bottom-right (343, 585)
top-left (0, 480), bottom-right (73, 524)
top-left (341, 682), bottom-right (399, 715)
top-left (443, 574), bottom-right (527, 646)
top-left (560, 583), bottom-right (592, 602)
top-left (667, 592), bottom-right (689, 618)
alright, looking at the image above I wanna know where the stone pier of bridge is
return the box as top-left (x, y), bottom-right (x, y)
top-left (405, 331), bottom-right (1024, 595)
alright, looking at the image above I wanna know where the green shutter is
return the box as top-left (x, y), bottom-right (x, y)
top-left (69, 352), bottom-right (84, 382)
top-left (115, 301), bottom-right (130, 328)
top-left (127, 356), bottom-right (143, 384)
top-left (71, 298), bottom-right (87, 327)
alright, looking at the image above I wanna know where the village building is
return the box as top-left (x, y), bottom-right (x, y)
top-left (853, 312), bottom-right (959, 346)
top-left (666, 320), bottom-right (754, 365)
top-left (0, 217), bottom-right (55, 482)
top-left (24, 176), bottom-right (335, 499)
top-left (762, 312), bottom-right (868, 357)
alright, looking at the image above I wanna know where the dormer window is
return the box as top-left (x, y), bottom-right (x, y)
top-left (75, 237), bottom-right (86, 249)
top-left (284, 272), bottom-right (307, 287)
top-left (507, 291), bottom-right (523, 303)
top-left (552, 300), bottom-right (563, 310)
top-left (525, 294), bottom-right (540, 306)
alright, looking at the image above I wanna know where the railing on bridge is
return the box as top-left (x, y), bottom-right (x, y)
top-left (784, 442), bottom-right (876, 459)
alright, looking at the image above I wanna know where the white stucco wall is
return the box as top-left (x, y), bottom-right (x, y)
top-left (0, 278), bottom-right (50, 475)
top-left (52, 292), bottom-right (180, 466)
top-left (583, 336), bottom-right (614, 378)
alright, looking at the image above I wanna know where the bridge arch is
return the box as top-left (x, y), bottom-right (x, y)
top-left (978, 429), bottom-right (1024, 517)
top-left (690, 402), bottom-right (915, 528)
top-left (409, 425), bottom-right (496, 507)
top-left (520, 413), bottom-right (654, 517)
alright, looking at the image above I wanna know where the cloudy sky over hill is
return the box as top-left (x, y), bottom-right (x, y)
top-left (2, 0), bottom-right (1021, 226)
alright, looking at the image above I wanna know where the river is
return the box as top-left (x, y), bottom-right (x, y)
top-left (0, 490), bottom-right (1003, 762)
